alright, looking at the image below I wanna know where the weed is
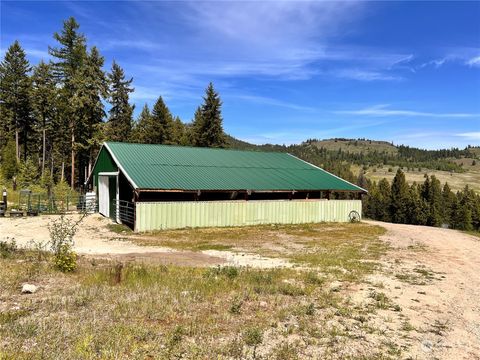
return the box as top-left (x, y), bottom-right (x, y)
top-left (368, 290), bottom-right (391, 309)
top-left (304, 271), bottom-right (324, 286)
top-left (272, 342), bottom-right (300, 360)
top-left (278, 283), bottom-right (305, 297)
top-left (106, 223), bottom-right (133, 234)
top-left (305, 302), bottom-right (315, 316)
top-left (0, 239), bottom-right (17, 258)
top-left (205, 265), bottom-right (239, 279)
top-left (0, 309), bottom-right (29, 325)
top-left (401, 321), bottom-right (415, 332)
top-left (224, 337), bottom-right (244, 359)
top-left (431, 320), bottom-right (448, 336)
top-left (243, 327), bottom-right (263, 359)
top-left (229, 296), bottom-right (243, 314)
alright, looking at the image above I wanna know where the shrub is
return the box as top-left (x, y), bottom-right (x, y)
top-left (205, 265), bottom-right (239, 279)
top-left (48, 214), bottom-right (86, 272)
top-left (53, 244), bottom-right (77, 272)
top-left (0, 239), bottom-right (17, 258)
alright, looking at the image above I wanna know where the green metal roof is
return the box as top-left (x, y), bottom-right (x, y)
top-left (100, 142), bottom-right (365, 192)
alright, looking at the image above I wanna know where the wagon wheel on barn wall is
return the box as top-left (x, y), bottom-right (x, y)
top-left (348, 210), bottom-right (361, 223)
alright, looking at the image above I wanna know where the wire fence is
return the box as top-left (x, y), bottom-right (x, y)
top-left (7, 192), bottom-right (97, 215)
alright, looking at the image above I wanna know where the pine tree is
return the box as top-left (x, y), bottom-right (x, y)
top-left (441, 183), bottom-right (456, 226)
top-left (105, 61), bottom-right (134, 142)
top-left (423, 175), bottom-right (442, 226)
top-left (0, 41), bottom-right (33, 161)
top-left (150, 96), bottom-right (174, 144)
top-left (454, 193), bottom-right (473, 231)
top-left (49, 17), bottom-right (87, 188)
top-left (49, 17), bottom-right (86, 82)
top-left (131, 104), bottom-right (151, 143)
top-left (17, 157), bottom-right (39, 188)
top-left (0, 139), bottom-right (18, 179)
top-left (196, 82), bottom-right (225, 147)
top-left (31, 61), bottom-right (57, 177)
top-left (72, 46), bottom-right (107, 184)
top-left (357, 170), bottom-right (369, 190)
top-left (172, 116), bottom-right (187, 145)
top-left (407, 183), bottom-right (429, 225)
top-left (390, 169), bottom-right (409, 223)
top-left (191, 106), bottom-right (203, 146)
top-left (377, 178), bottom-right (392, 222)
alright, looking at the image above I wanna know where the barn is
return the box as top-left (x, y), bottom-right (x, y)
top-left (86, 142), bottom-right (366, 231)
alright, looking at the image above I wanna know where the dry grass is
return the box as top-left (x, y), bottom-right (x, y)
top-left (311, 139), bottom-right (398, 155)
top-left (0, 223), bottom-right (413, 359)
top-left (132, 223), bottom-right (388, 281)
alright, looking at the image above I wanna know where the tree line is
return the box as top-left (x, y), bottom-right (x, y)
top-left (0, 17), bottom-right (225, 190)
top-left (362, 169), bottom-right (480, 231)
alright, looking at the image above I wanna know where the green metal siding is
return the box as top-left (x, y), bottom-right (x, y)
top-left (135, 200), bottom-right (362, 231)
top-left (104, 142), bottom-right (364, 192)
top-left (92, 147), bottom-right (118, 189)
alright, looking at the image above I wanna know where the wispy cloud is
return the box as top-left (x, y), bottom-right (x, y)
top-left (336, 104), bottom-right (479, 118)
top-left (466, 56), bottom-right (480, 67)
top-left (456, 132), bottom-right (480, 140)
top-left (334, 69), bottom-right (403, 81)
top-left (420, 49), bottom-right (480, 69)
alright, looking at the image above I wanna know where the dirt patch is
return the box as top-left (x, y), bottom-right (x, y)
top-left (365, 220), bottom-right (480, 360)
top-left (89, 251), bottom-right (226, 267)
top-left (0, 214), bottom-right (292, 268)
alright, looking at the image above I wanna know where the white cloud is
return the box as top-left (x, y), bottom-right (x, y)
top-left (456, 132), bottom-right (480, 140)
top-left (466, 56), bottom-right (480, 67)
top-left (336, 104), bottom-right (479, 118)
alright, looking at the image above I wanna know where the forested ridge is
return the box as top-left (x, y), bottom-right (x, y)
top-left (1, 17), bottom-right (479, 232)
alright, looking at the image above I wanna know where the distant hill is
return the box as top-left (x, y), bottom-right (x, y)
top-left (307, 138), bottom-right (398, 155)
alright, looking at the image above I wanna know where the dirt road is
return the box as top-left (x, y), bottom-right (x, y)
top-left (365, 220), bottom-right (480, 360)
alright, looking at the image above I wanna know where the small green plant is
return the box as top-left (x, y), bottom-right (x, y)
top-left (305, 302), bottom-right (315, 316)
top-left (167, 325), bottom-right (184, 347)
top-left (48, 213), bottom-right (87, 272)
top-left (368, 290), bottom-right (391, 309)
top-left (243, 327), bottom-right (263, 359)
top-left (229, 296), bottom-right (243, 314)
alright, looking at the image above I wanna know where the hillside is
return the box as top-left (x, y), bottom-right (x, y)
top-left (308, 138), bottom-right (398, 155)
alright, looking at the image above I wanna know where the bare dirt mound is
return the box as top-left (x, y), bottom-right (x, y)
top-left (365, 220), bottom-right (480, 360)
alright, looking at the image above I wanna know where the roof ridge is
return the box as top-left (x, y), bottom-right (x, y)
top-left (105, 141), bottom-right (287, 155)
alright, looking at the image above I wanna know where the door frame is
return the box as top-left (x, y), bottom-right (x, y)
top-left (98, 172), bottom-right (119, 223)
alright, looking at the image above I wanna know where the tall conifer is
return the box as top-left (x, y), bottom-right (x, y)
top-left (105, 61), bottom-right (134, 142)
top-left (0, 41), bottom-right (33, 160)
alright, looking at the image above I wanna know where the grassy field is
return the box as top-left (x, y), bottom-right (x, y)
top-left (0, 222), bottom-right (418, 359)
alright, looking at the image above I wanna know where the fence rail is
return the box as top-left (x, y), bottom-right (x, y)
top-left (113, 199), bottom-right (135, 226)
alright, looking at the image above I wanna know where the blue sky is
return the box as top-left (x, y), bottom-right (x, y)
top-left (1, 1), bottom-right (479, 149)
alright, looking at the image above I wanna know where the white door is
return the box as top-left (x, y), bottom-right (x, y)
top-left (98, 175), bottom-right (109, 217)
